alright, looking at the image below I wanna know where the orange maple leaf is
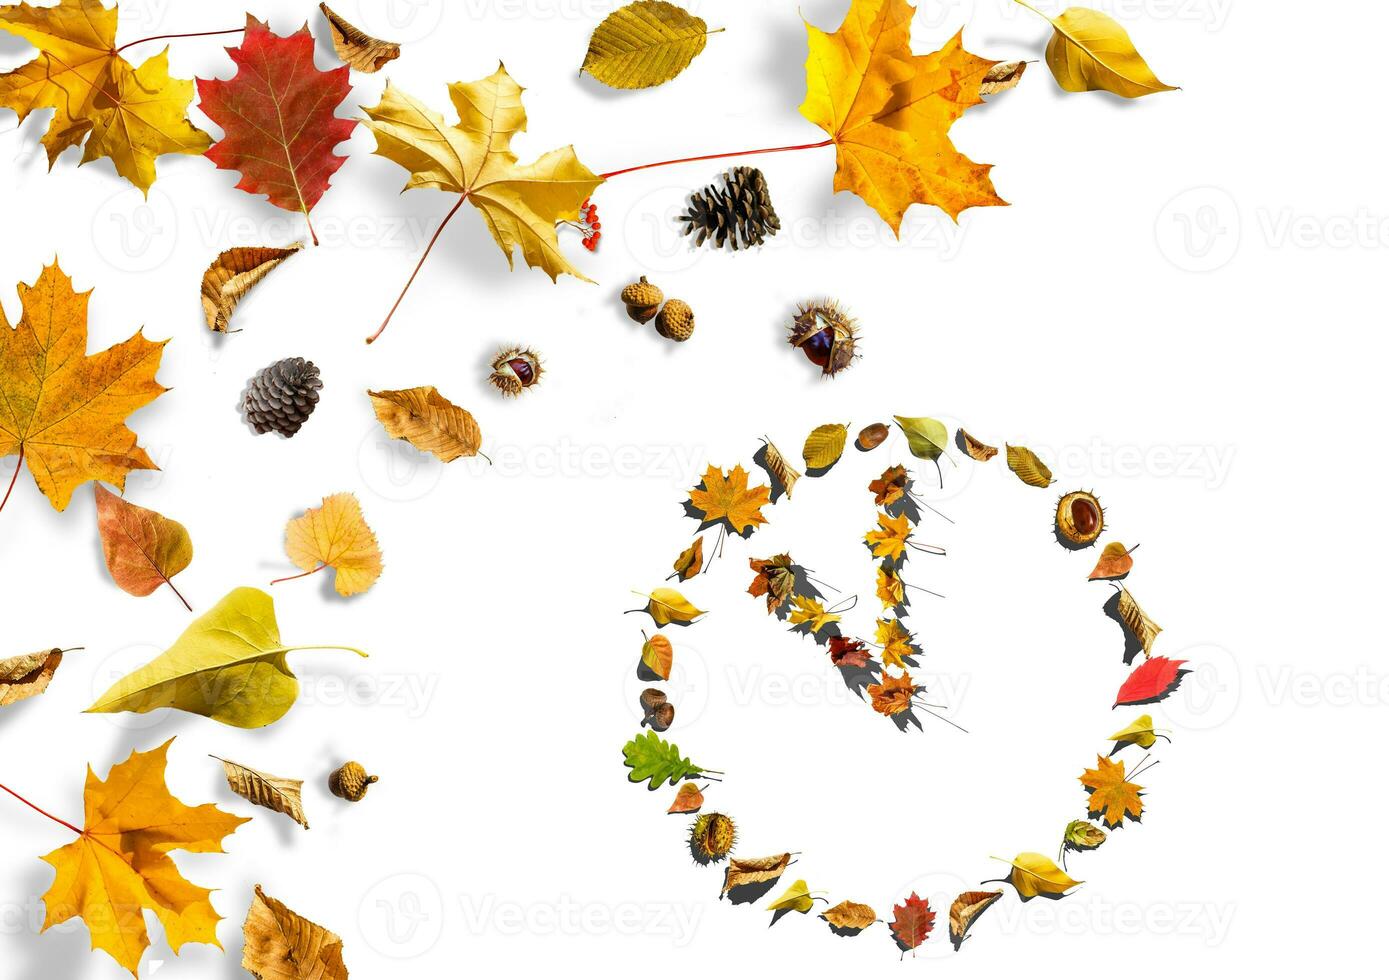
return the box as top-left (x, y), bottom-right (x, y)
top-left (800, 0), bottom-right (1006, 230)
top-left (868, 670), bottom-right (916, 715)
top-left (866, 510), bottom-right (912, 560)
top-left (689, 464), bottom-right (771, 534)
top-left (869, 464), bottom-right (909, 506)
top-left (1079, 755), bottom-right (1144, 827)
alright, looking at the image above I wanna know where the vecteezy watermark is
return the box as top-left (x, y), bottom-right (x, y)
top-left (359, 874), bottom-right (446, 959)
top-left (993, 894), bottom-right (1237, 946)
top-left (345, 0), bottom-right (445, 42)
top-left (1025, 438), bottom-right (1237, 490)
top-left (1255, 664), bottom-right (1389, 708)
top-left (987, 0), bottom-right (1234, 30)
top-left (296, 672), bottom-right (441, 719)
top-left (457, 894), bottom-right (703, 946)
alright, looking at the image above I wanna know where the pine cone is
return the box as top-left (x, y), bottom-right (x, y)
top-left (244, 357), bottom-right (323, 437)
top-left (679, 166), bottom-right (781, 250)
top-left (329, 761), bottom-right (378, 802)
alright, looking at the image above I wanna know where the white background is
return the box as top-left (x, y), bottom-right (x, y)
top-left (0, 0), bottom-right (1384, 976)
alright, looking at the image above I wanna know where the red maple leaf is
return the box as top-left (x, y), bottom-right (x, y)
top-left (828, 637), bottom-right (871, 668)
top-left (197, 15), bottom-right (356, 243)
top-left (1114, 656), bottom-right (1189, 707)
top-left (890, 892), bottom-right (936, 953)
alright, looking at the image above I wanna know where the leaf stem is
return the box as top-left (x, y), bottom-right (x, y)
top-left (0, 781), bottom-right (82, 836)
top-left (113, 28), bottom-right (244, 55)
top-left (368, 193), bottom-right (468, 344)
top-left (165, 578), bottom-right (193, 612)
top-left (598, 138), bottom-right (834, 179)
top-left (0, 445), bottom-right (22, 516)
top-left (269, 563), bottom-right (327, 586)
top-left (282, 644), bottom-right (371, 659)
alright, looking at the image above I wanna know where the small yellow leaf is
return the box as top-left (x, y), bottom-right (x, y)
top-left (1109, 713), bottom-right (1163, 749)
top-left (284, 493), bottom-right (383, 596)
top-left (802, 423), bottom-right (848, 469)
top-left (581, 0), bottom-right (719, 90)
top-left (788, 595), bottom-right (839, 634)
top-left (1017, 2), bottom-right (1177, 98)
top-left (200, 244), bottom-right (301, 332)
top-left (644, 588), bottom-right (705, 625)
top-left (640, 633), bottom-right (673, 679)
top-left (673, 538), bottom-right (703, 580)
top-left (1006, 444), bottom-right (1054, 487)
top-left (999, 852), bottom-right (1082, 899)
top-left (766, 878), bottom-right (819, 913)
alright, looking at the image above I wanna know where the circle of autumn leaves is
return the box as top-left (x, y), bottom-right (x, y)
top-left (624, 422), bottom-right (1190, 956)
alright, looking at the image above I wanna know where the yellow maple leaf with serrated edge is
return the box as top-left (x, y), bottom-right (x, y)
top-left (0, 261), bottom-right (166, 511)
top-left (800, 0), bottom-right (1005, 230)
top-left (40, 738), bottom-right (248, 977)
top-left (865, 510), bottom-right (911, 560)
top-left (875, 617), bottom-right (913, 669)
top-left (362, 65), bottom-right (603, 282)
top-left (876, 566), bottom-right (905, 609)
top-left (789, 594), bottom-right (839, 633)
top-left (688, 464), bottom-right (771, 535)
top-left (1079, 755), bottom-right (1143, 827)
top-left (284, 492), bottom-right (383, 596)
top-left (0, 0), bottom-right (211, 193)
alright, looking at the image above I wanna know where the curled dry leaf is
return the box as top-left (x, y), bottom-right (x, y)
top-left (94, 484), bottom-right (192, 610)
top-left (760, 438), bottom-right (801, 498)
top-left (368, 386), bottom-right (485, 463)
top-left (88, 586), bottom-right (368, 729)
top-left (282, 493), bottom-right (383, 597)
top-left (641, 587), bottom-right (705, 625)
top-left (999, 852), bottom-right (1082, 899)
top-left (319, 2), bottom-right (400, 72)
top-left (1006, 444), bottom-right (1054, 487)
top-left (1117, 588), bottom-right (1162, 655)
top-left (0, 648), bottom-right (71, 708)
top-left (822, 900), bottom-right (876, 931)
top-left (767, 879), bottom-right (819, 913)
top-left (243, 884), bottom-right (348, 980)
top-left (1089, 541), bottom-right (1135, 580)
top-left (890, 892), bottom-right (935, 952)
top-left (1114, 656), bottom-right (1187, 708)
top-left (980, 60), bottom-right (1027, 95)
top-left (581, 0), bottom-right (719, 89)
top-left (200, 245), bottom-right (301, 333)
top-left (667, 782), bottom-right (704, 814)
top-left (673, 538), bottom-right (703, 580)
top-left (640, 633), bottom-right (673, 679)
top-left (948, 889), bottom-right (1002, 949)
top-left (1016, 1), bottom-right (1176, 98)
top-left (722, 853), bottom-right (791, 895)
top-left (213, 756), bottom-right (308, 829)
top-left (803, 423), bottom-right (848, 469)
top-left (957, 428), bottom-right (998, 461)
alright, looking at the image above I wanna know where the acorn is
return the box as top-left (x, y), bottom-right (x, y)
top-left (858, 422), bottom-right (889, 450)
top-left (640, 688), bottom-right (675, 731)
top-left (489, 346), bottom-right (543, 396)
top-left (655, 299), bottom-right (694, 341)
top-left (621, 276), bottom-right (663, 324)
top-left (788, 300), bottom-right (858, 377)
top-left (690, 811), bottom-right (736, 862)
top-left (1055, 490), bottom-right (1104, 549)
top-left (328, 761), bottom-right (378, 802)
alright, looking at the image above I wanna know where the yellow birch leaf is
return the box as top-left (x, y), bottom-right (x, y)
top-left (580, 1), bottom-right (719, 89)
top-left (802, 423), bottom-right (848, 469)
top-left (283, 493), bottom-right (383, 597)
top-left (1006, 444), bottom-right (1054, 487)
top-left (1016, 2), bottom-right (1177, 98)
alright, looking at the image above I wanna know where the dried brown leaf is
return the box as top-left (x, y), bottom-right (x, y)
top-left (242, 884), bottom-right (348, 979)
top-left (319, 2), bottom-right (400, 72)
top-left (0, 648), bottom-right (68, 708)
top-left (1006, 444), bottom-right (1054, 487)
top-left (980, 60), bottom-right (1027, 95)
top-left (822, 899), bottom-right (876, 930)
top-left (213, 756), bottom-right (309, 829)
top-left (958, 428), bottom-right (998, 461)
top-left (948, 889), bottom-right (1002, 949)
top-left (200, 244), bottom-right (302, 332)
top-left (1118, 588), bottom-right (1162, 656)
top-left (761, 438), bottom-right (802, 498)
top-left (721, 853), bottom-right (791, 895)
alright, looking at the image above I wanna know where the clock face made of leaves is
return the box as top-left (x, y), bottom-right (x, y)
top-left (621, 417), bottom-right (1189, 956)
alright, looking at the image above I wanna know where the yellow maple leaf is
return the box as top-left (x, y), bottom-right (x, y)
top-left (875, 617), bottom-right (914, 669)
top-left (800, 0), bottom-right (1005, 230)
top-left (688, 464), bottom-right (771, 535)
top-left (876, 565), bottom-right (905, 609)
top-left (0, 261), bottom-right (166, 511)
top-left (865, 510), bottom-right (912, 560)
top-left (1079, 755), bottom-right (1144, 827)
top-left (788, 594), bottom-right (840, 634)
top-left (39, 738), bottom-right (248, 976)
top-left (362, 65), bottom-right (603, 283)
top-left (0, 0), bottom-right (211, 193)
top-left (282, 493), bottom-right (383, 596)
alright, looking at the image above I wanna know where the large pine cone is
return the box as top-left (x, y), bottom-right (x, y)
top-left (244, 357), bottom-right (323, 437)
top-left (679, 166), bottom-right (781, 250)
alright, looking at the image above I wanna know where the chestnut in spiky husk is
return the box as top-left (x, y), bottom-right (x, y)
top-left (1055, 490), bottom-right (1104, 549)
top-left (489, 346), bottom-right (543, 396)
top-left (788, 300), bottom-right (858, 377)
top-left (690, 811), bottom-right (736, 863)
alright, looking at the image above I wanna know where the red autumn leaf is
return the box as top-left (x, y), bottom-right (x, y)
top-left (1114, 656), bottom-right (1188, 707)
top-left (829, 637), bottom-right (871, 668)
top-left (890, 891), bottom-right (935, 953)
top-left (197, 15), bottom-right (356, 244)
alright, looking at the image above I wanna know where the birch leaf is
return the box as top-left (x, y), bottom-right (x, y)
top-left (581, 1), bottom-right (719, 89)
top-left (242, 884), bottom-right (348, 979)
top-left (1017, 2), bottom-right (1177, 98)
top-left (948, 890), bottom-right (1002, 949)
top-left (1117, 588), bottom-right (1161, 655)
top-left (213, 756), bottom-right (309, 829)
top-left (367, 386), bottom-right (484, 463)
top-left (1006, 444), bottom-right (1053, 487)
top-left (200, 245), bottom-right (301, 333)
top-left (722, 853), bottom-right (791, 895)
top-left (823, 900), bottom-right (876, 931)
top-left (319, 2), bottom-right (399, 73)
top-left (802, 423), bottom-right (848, 469)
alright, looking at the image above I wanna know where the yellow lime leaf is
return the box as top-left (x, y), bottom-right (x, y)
top-left (998, 852), bottom-right (1082, 899)
top-left (643, 587), bottom-right (705, 625)
top-left (1016, 2), bottom-right (1176, 98)
top-left (283, 493), bottom-right (383, 596)
top-left (581, 1), bottom-right (720, 89)
top-left (767, 878), bottom-right (820, 913)
top-left (894, 416), bottom-right (950, 461)
top-left (1109, 713), bottom-right (1165, 750)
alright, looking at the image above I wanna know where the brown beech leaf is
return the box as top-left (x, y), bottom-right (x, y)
top-left (958, 428), bottom-right (998, 461)
top-left (242, 884), bottom-right (348, 979)
top-left (760, 437), bottom-right (802, 498)
top-left (869, 464), bottom-right (910, 506)
top-left (1006, 444), bottom-right (1053, 487)
top-left (0, 648), bottom-right (72, 708)
top-left (1117, 588), bottom-right (1162, 655)
top-left (94, 484), bottom-right (193, 610)
top-left (368, 386), bottom-right (485, 463)
top-left (319, 2), bottom-right (400, 73)
top-left (667, 781), bottom-right (704, 814)
top-left (822, 900), bottom-right (876, 931)
top-left (1089, 541), bottom-right (1136, 580)
top-left (721, 853), bottom-right (791, 895)
top-left (641, 633), bottom-right (673, 679)
top-left (829, 637), bottom-right (871, 668)
top-left (213, 756), bottom-right (308, 829)
top-left (948, 889), bottom-right (1002, 949)
top-left (980, 60), bottom-right (1027, 95)
top-left (673, 538), bottom-right (703, 580)
top-left (200, 245), bottom-right (301, 333)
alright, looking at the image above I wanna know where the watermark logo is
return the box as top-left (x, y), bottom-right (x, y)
top-left (359, 873), bottom-right (445, 958)
top-left (1155, 187), bottom-right (1242, 273)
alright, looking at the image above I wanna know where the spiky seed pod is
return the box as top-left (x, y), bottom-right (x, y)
top-left (788, 300), bottom-right (858, 377)
top-left (621, 276), bottom-right (664, 324)
top-left (655, 300), bottom-right (694, 341)
top-left (243, 356), bottom-right (323, 437)
top-left (690, 812), bottom-right (736, 862)
top-left (489, 346), bottom-right (543, 396)
top-left (679, 166), bottom-right (781, 250)
top-left (1056, 490), bottom-right (1104, 548)
top-left (328, 761), bottom-right (378, 802)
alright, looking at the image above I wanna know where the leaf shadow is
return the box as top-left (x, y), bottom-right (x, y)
top-left (1101, 591), bottom-right (1145, 666)
top-left (723, 878), bottom-right (780, 906)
